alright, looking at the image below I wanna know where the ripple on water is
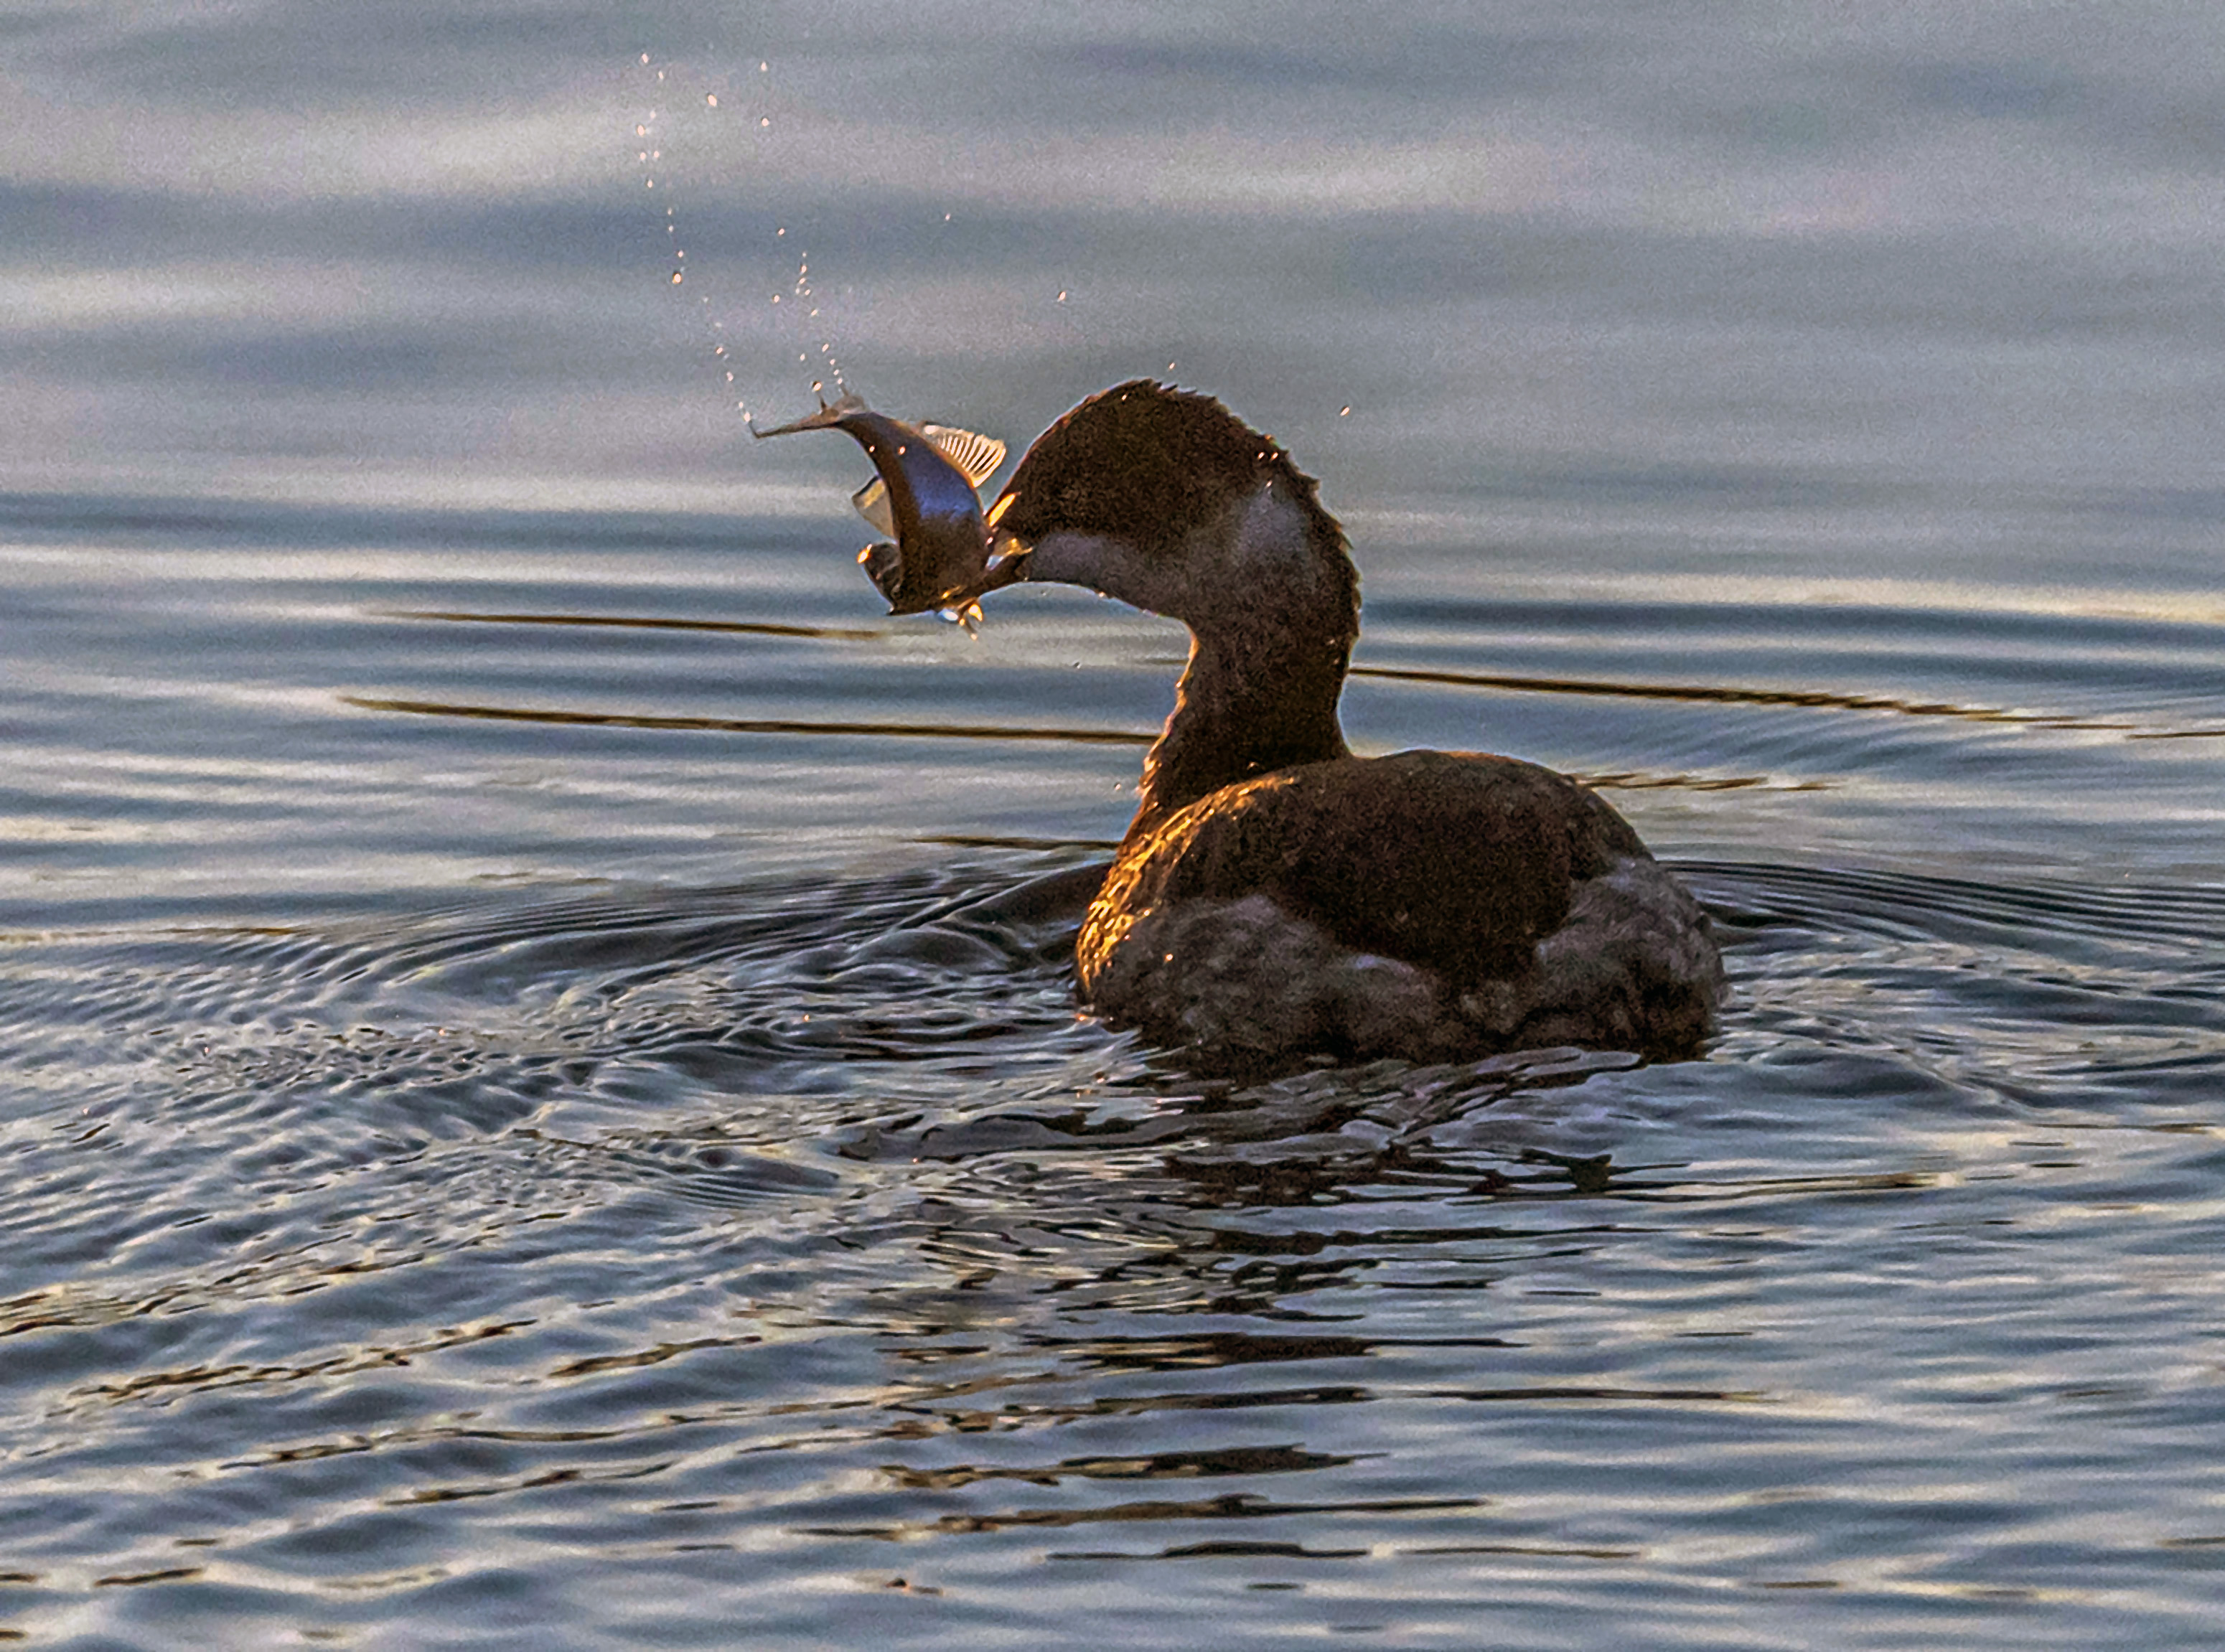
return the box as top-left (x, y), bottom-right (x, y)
top-left (3, 845), bottom-right (2224, 1646)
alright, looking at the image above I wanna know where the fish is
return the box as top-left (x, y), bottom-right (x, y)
top-left (752, 393), bottom-right (1006, 617)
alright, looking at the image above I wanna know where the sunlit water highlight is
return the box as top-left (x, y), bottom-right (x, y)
top-left (9, 4), bottom-right (2225, 1645)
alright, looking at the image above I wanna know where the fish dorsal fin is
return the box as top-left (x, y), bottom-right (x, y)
top-left (851, 477), bottom-right (897, 535)
top-left (918, 424), bottom-right (1006, 487)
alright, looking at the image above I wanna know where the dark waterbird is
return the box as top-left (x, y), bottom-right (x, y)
top-left (952, 381), bottom-right (1726, 1071)
top-left (754, 393), bottom-right (1005, 616)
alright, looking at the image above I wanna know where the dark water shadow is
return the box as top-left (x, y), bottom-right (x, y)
top-left (1351, 662), bottom-right (2142, 733)
top-left (375, 607), bottom-right (885, 643)
top-left (342, 693), bottom-right (1155, 747)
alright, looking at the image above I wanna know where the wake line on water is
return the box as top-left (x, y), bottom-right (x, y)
top-left (373, 609), bottom-right (881, 642)
top-left (1350, 663), bottom-right (2137, 731)
top-left (342, 694), bottom-right (1154, 746)
top-left (368, 613), bottom-right (2135, 732)
top-left (336, 694), bottom-right (1811, 792)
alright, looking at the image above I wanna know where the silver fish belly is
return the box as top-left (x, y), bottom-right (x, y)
top-left (753, 395), bottom-right (1004, 616)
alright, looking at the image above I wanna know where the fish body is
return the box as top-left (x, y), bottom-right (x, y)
top-left (753, 395), bottom-right (1004, 616)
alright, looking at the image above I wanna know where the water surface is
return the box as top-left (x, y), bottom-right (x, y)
top-left (5, 4), bottom-right (2225, 1647)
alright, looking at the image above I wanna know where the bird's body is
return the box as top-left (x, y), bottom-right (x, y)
top-left (1082, 750), bottom-right (1720, 1066)
top-left (970, 380), bottom-right (1725, 1070)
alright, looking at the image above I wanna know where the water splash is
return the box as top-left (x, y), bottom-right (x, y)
top-left (632, 52), bottom-right (853, 426)
top-left (791, 252), bottom-right (848, 399)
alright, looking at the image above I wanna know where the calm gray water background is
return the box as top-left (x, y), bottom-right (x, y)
top-left (6, 5), bottom-right (2225, 1647)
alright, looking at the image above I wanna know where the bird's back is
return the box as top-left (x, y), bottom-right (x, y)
top-left (1079, 751), bottom-right (1718, 1068)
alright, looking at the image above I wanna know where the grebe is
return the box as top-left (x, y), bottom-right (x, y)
top-left (968, 380), bottom-right (1725, 1071)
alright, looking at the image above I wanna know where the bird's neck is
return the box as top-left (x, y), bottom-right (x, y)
top-left (1129, 616), bottom-right (1352, 834)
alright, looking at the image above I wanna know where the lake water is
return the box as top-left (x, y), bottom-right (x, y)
top-left (5, 6), bottom-right (2225, 1647)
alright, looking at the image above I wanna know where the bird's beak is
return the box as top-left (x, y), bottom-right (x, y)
top-left (947, 525), bottom-right (1031, 608)
top-left (947, 488), bottom-right (1032, 606)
